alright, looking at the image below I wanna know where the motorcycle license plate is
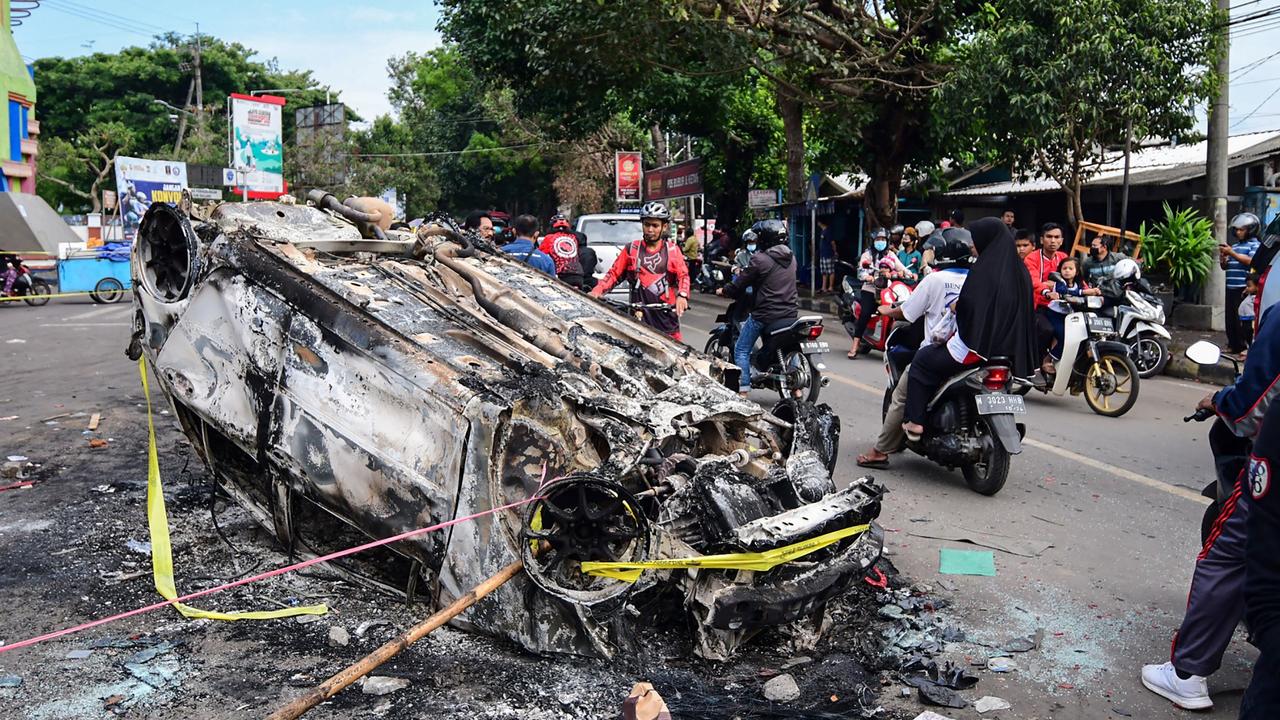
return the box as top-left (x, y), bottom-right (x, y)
top-left (800, 342), bottom-right (829, 354)
top-left (1087, 316), bottom-right (1114, 334)
top-left (975, 393), bottom-right (1026, 415)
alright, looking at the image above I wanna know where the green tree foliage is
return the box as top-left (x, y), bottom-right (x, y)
top-left (944, 0), bottom-right (1223, 226)
top-left (33, 34), bottom-right (333, 212)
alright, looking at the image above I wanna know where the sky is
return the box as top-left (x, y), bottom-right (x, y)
top-left (9, 1), bottom-right (1280, 137)
top-left (11, 0), bottom-right (443, 123)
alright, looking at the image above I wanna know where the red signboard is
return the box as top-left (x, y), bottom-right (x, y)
top-left (615, 151), bottom-right (643, 202)
top-left (644, 158), bottom-right (703, 201)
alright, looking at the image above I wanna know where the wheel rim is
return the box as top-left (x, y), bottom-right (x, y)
top-left (1131, 338), bottom-right (1162, 372)
top-left (96, 279), bottom-right (124, 302)
top-left (1087, 356), bottom-right (1132, 412)
top-left (785, 351), bottom-right (811, 396)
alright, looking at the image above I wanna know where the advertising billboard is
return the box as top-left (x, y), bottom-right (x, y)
top-left (644, 158), bottom-right (703, 201)
top-left (113, 156), bottom-right (188, 241)
top-left (615, 151), bottom-right (643, 203)
top-left (229, 93), bottom-right (285, 196)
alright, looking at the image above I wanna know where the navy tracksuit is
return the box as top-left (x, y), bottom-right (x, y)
top-left (1242, 400), bottom-right (1280, 717)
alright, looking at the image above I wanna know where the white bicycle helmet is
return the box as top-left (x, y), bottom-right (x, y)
top-left (915, 220), bottom-right (936, 237)
top-left (640, 202), bottom-right (671, 222)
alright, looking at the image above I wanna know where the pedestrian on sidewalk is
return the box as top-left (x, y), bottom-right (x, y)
top-left (818, 216), bottom-right (837, 294)
top-left (1141, 290), bottom-right (1280, 711)
top-left (1222, 212), bottom-right (1261, 354)
top-left (1240, 271), bottom-right (1259, 352)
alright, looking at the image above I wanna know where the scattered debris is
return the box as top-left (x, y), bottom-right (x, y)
top-left (938, 548), bottom-right (996, 576)
top-left (973, 695), bottom-right (1012, 713)
top-left (780, 656), bottom-right (813, 669)
top-left (911, 713), bottom-right (956, 720)
top-left (986, 657), bottom-right (1016, 673)
top-left (0, 675), bottom-right (21, 688)
top-left (328, 626), bottom-right (350, 647)
top-left (6, 338), bottom-right (26, 343)
top-left (6, 455), bottom-right (27, 462)
top-left (88, 413), bottom-right (101, 430)
top-left (126, 539), bottom-right (152, 555)
top-left (0, 415), bottom-right (18, 421)
top-left (93, 484), bottom-right (117, 494)
top-left (355, 619), bottom-right (391, 637)
top-left (294, 614), bottom-right (323, 625)
top-left (910, 527), bottom-right (1053, 557)
top-left (88, 438), bottom-right (108, 449)
top-left (622, 682), bottom-right (672, 720)
top-left (1112, 707), bottom-right (1132, 717)
top-left (761, 673), bottom-right (801, 702)
top-left (64, 649), bottom-right (93, 660)
top-left (360, 676), bottom-right (410, 696)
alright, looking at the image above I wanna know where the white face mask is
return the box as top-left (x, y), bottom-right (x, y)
top-left (746, 244), bottom-right (757, 252)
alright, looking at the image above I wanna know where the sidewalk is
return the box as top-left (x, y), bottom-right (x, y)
top-left (798, 294), bottom-right (1239, 386)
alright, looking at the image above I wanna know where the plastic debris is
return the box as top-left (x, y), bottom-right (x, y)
top-left (361, 676), bottom-right (410, 696)
top-left (905, 677), bottom-right (967, 708)
top-left (64, 649), bottom-right (93, 660)
top-left (126, 539), bottom-right (152, 556)
top-left (911, 713), bottom-right (956, 720)
top-left (0, 675), bottom-right (21, 688)
top-left (762, 673), bottom-right (801, 702)
top-left (622, 682), bottom-right (672, 720)
top-left (938, 548), bottom-right (996, 576)
top-left (974, 696), bottom-right (1011, 713)
top-left (986, 657), bottom-right (1016, 673)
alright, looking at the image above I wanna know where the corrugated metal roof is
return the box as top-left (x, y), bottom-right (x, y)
top-left (943, 130), bottom-right (1280, 197)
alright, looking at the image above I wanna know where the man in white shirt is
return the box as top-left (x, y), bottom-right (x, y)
top-left (856, 235), bottom-right (974, 467)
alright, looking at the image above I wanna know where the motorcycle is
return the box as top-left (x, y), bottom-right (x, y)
top-left (705, 295), bottom-right (830, 402)
top-left (1027, 284), bottom-right (1141, 417)
top-left (1099, 276), bottom-right (1171, 379)
top-left (836, 260), bottom-right (912, 356)
top-left (694, 259), bottom-right (733, 294)
top-left (5, 261), bottom-right (51, 306)
top-left (1182, 340), bottom-right (1249, 544)
top-left (882, 323), bottom-right (1027, 496)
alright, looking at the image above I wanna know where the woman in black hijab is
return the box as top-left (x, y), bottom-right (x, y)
top-left (903, 217), bottom-right (1037, 437)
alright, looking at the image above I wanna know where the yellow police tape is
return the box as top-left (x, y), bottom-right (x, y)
top-left (140, 357), bottom-right (328, 620)
top-left (579, 522), bottom-right (872, 583)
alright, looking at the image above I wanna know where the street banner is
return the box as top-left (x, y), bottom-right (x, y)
top-left (748, 189), bottom-right (778, 209)
top-left (229, 93), bottom-right (285, 196)
top-left (615, 151), bottom-right (643, 202)
top-left (113, 156), bottom-right (188, 241)
top-left (645, 158), bottom-right (703, 201)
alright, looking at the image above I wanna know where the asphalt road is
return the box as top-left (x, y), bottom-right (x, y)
top-left (0, 294), bottom-right (1253, 719)
top-left (679, 294), bottom-right (1250, 719)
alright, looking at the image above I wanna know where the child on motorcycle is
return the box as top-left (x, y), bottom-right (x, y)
top-left (1, 253), bottom-right (18, 295)
top-left (1040, 257), bottom-right (1102, 371)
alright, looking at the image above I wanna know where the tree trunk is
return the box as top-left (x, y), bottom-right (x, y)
top-left (711, 132), bottom-right (759, 243)
top-left (862, 101), bottom-right (912, 229)
top-left (1064, 182), bottom-right (1084, 230)
top-left (650, 124), bottom-right (669, 168)
top-left (776, 87), bottom-right (805, 204)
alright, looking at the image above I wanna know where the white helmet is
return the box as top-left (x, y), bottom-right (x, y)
top-left (639, 202), bottom-right (671, 222)
top-left (1113, 257), bottom-right (1140, 281)
top-left (915, 220), bottom-right (936, 237)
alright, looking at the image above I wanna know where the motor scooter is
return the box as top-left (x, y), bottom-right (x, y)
top-left (1096, 276), bottom-right (1172, 378)
top-left (4, 260), bottom-right (51, 306)
top-left (705, 295), bottom-right (830, 402)
top-left (836, 260), bottom-right (912, 356)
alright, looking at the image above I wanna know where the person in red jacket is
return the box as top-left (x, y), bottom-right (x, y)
top-left (590, 202), bottom-right (690, 340)
top-left (539, 213), bottom-right (586, 289)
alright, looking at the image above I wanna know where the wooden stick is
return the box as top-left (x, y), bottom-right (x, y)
top-left (267, 558), bottom-right (525, 720)
top-left (88, 413), bottom-right (101, 431)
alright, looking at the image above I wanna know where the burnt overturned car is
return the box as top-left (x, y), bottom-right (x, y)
top-left (126, 192), bottom-right (884, 660)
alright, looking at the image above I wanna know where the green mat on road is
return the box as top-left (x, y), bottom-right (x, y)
top-left (939, 548), bottom-right (996, 576)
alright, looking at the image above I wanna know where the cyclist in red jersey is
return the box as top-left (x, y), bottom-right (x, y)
top-left (590, 202), bottom-right (691, 340)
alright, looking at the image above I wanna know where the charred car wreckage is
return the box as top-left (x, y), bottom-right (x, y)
top-left (126, 192), bottom-right (885, 660)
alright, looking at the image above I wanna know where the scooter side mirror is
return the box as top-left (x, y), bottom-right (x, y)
top-left (1185, 340), bottom-right (1222, 366)
top-left (1047, 272), bottom-right (1064, 284)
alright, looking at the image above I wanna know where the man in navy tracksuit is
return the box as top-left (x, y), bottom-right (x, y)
top-left (1141, 302), bottom-right (1280, 710)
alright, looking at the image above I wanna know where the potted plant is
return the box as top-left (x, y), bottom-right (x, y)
top-left (1138, 202), bottom-right (1216, 316)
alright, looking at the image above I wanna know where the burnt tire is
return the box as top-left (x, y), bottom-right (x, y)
top-left (1084, 353), bottom-right (1140, 417)
top-left (961, 421), bottom-right (1010, 496)
top-left (22, 278), bottom-right (50, 306)
top-left (1129, 333), bottom-right (1169, 379)
top-left (91, 277), bottom-right (125, 304)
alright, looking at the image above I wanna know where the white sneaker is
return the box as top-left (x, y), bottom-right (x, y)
top-left (1141, 662), bottom-right (1213, 710)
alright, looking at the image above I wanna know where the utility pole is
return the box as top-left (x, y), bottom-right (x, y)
top-left (1204, 0), bottom-right (1230, 330)
top-left (172, 26), bottom-right (205, 156)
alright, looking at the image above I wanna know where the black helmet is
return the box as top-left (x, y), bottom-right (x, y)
top-left (751, 219), bottom-right (788, 249)
top-left (1230, 212), bottom-right (1261, 238)
top-left (925, 227), bottom-right (974, 267)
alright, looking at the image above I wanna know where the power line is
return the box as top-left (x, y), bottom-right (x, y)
top-left (348, 142), bottom-right (550, 159)
top-left (51, 0), bottom-right (169, 33)
top-left (1232, 82), bottom-right (1280, 128)
top-left (39, 4), bottom-right (159, 38)
top-left (1233, 74), bottom-right (1280, 86)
